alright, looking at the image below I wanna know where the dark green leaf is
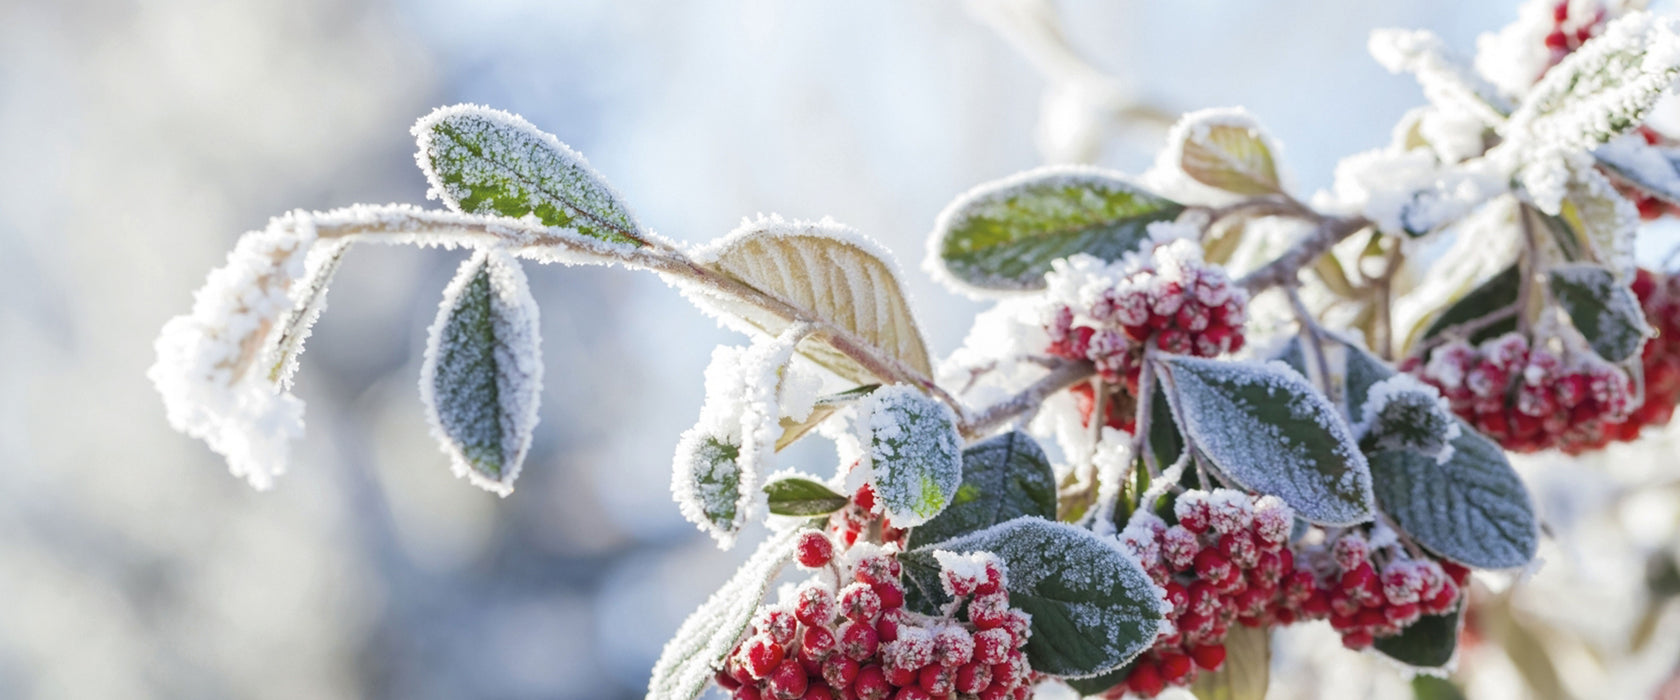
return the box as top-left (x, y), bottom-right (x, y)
top-left (1063, 665), bottom-right (1130, 696)
top-left (421, 251), bottom-right (542, 496)
top-left (1375, 604), bottom-right (1463, 669)
top-left (931, 168), bottom-right (1183, 292)
top-left (1160, 356), bottom-right (1375, 525)
top-left (414, 105), bottom-right (644, 246)
top-left (1147, 381), bottom-right (1184, 474)
top-left (763, 477), bottom-right (850, 517)
top-left (908, 431), bottom-right (1056, 549)
top-left (1420, 265), bottom-right (1520, 346)
top-left (1548, 262), bottom-right (1651, 362)
top-left (1368, 421), bottom-right (1539, 569)
top-left (902, 517), bottom-right (1164, 678)
top-left (865, 386), bottom-right (963, 527)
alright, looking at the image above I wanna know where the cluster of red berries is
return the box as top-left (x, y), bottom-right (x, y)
top-left (1408, 332), bottom-right (1634, 453)
top-left (1105, 490), bottom-right (1470, 698)
top-left (828, 484), bottom-right (906, 551)
top-left (1603, 268), bottom-right (1680, 441)
top-left (1541, 0), bottom-right (1605, 67)
top-left (1043, 242), bottom-right (1248, 431)
top-left (1104, 490), bottom-right (1295, 697)
top-left (715, 532), bottom-right (1036, 700)
top-left (1301, 531), bottom-right (1468, 651)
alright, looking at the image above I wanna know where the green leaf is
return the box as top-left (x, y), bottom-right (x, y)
top-left (1189, 624), bottom-right (1271, 700)
top-left (902, 517), bottom-right (1165, 678)
top-left (1411, 676), bottom-right (1468, 700)
top-left (1419, 264), bottom-right (1520, 346)
top-left (1508, 14), bottom-right (1680, 151)
top-left (420, 251), bottom-right (542, 496)
top-left (1177, 112), bottom-right (1283, 195)
top-left (647, 530), bottom-right (799, 700)
top-left (1359, 379), bottom-right (1459, 461)
top-left (908, 431), bottom-right (1056, 549)
top-left (1343, 341), bottom-right (1395, 420)
top-left (930, 166), bottom-right (1184, 292)
top-left (1368, 421), bottom-right (1539, 569)
top-left (1375, 603), bottom-right (1463, 669)
top-left (1548, 262), bottom-right (1651, 362)
top-left (673, 431), bottom-right (746, 542)
top-left (863, 386), bottom-right (963, 527)
top-left (1147, 381), bottom-right (1184, 474)
top-left (762, 476), bottom-right (850, 517)
top-left (1159, 356), bottom-right (1375, 525)
top-left (413, 105), bottom-right (644, 246)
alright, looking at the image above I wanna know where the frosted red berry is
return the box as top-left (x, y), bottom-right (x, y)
top-left (797, 531), bottom-right (835, 569)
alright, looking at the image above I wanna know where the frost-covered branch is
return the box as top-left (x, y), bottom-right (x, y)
top-left (957, 358), bottom-right (1095, 439)
top-left (1237, 215), bottom-right (1372, 293)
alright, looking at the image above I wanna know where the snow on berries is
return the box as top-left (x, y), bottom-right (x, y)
top-left (1411, 331), bottom-right (1634, 453)
top-left (1103, 488), bottom-right (1468, 698)
top-left (716, 538), bottom-right (1035, 700)
top-left (1601, 268), bottom-right (1680, 442)
top-left (1042, 242), bottom-right (1248, 430)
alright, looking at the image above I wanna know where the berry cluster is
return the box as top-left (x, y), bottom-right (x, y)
top-left (1410, 332), bottom-right (1634, 453)
top-left (1042, 242), bottom-right (1248, 431)
top-left (1603, 268), bottom-right (1680, 441)
top-left (1107, 490), bottom-right (1296, 697)
top-left (1297, 531), bottom-right (1468, 651)
top-left (827, 484), bottom-right (907, 551)
top-left (716, 533), bottom-right (1035, 700)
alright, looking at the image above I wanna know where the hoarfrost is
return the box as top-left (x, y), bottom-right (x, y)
top-left (149, 212), bottom-right (319, 490)
top-left (856, 385), bottom-right (962, 527)
top-left (647, 529), bottom-right (799, 700)
top-left (1370, 28), bottom-right (1512, 126)
top-left (419, 249), bottom-right (543, 497)
top-left (1505, 12), bottom-right (1680, 157)
top-left (1475, 0), bottom-right (1569, 97)
top-left (1357, 374), bottom-right (1461, 464)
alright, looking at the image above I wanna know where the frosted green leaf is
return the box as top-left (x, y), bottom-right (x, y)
top-left (1507, 12), bottom-right (1680, 153)
top-left (1358, 375), bottom-right (1460, 464)
top-left (413, 104), bottom-right (645, 246)
top-left (1160, 357), bottom-right (1375, 525)
top-left (647, 530), bottom-right (799, 700)
top-left (420, 250), bottom-right (542, 496)
top-left (861, 385), bottom-right (962, 527)
top-left (907, 431), bottom-right (1055, 549)
top-left (1175, 108), bottom-right (1284, 195)
top-left (928, 165), bottom-right (1183, 293)
top-left (1549, 262), bottom-right (1651, 362)
top-left (1368, 421), bottom-right (1539, 569)
top-left (901, 517), bottom-right (1167, 679)
top-left (672, 431), bottom-right (745, 539)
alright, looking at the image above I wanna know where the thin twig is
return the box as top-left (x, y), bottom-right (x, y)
top-left (1133, 350), bottom-right (1159, 475)
top-left (1406, 304), bottom-right (1520, 359)
top-left (1374, 244), bottom-right (1404, 361)
top-left (1238, 216), bottom-right (1372, 294)
top-left (1286, 286), bottom-right (1339, 405)
top-left (1515, 211), bottom-right (1540, 337)
top-left (958, 359), bottom-right (1096, 439)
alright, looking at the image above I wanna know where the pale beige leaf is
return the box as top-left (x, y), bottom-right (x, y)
top-left (1189, 624), bottom-right (1270, 700)
top-left (693, 217), bottom-right (933, 385)
top-left (1559, 166), bottom-right (1638, 278)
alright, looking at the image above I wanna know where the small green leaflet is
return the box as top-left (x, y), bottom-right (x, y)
top-left (647, 530), bottom-right (799, 700)
top-left (1548, 262), bottom-right (1651, 362)
top-left (862, 386), bottom-right (963, 527)
top-left (1189, 624), bottom-right (1271, 700)
top-left (1159, 356), bottom-right (1375, 525)
top-left (1375, 603), bottom-right (1463, 669)
top-left (1368, 421), bottom-right (1539, 569)
top-left (413, 105), bottom-right (645, 246)
top-left (929, 166), bottom-right (1183, 293)
top-left (673, 431), bottom-right (745, 540)
top-left (762, 476), bottom-right (850, 517)
top-left (901, 517), bottom-right (1165, 679)
top-left (907, 431), bottom-right (1056, 549)
top-left (420, 250), bottom-right (542, 496)
top-left (1176, 110), bottom-right (1283, 196)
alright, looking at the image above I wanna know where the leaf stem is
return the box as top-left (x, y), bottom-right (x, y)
top-left (1238, 216), bottom-right (1372, 294)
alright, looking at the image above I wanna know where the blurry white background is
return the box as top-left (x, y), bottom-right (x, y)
top-left (3, 1), bottom-right (1661, 698)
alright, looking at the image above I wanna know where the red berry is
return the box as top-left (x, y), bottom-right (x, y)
top-left (801, 625), bottom-right (837, 662)
top-left (956, 662), bottom-right (992, 694)
top-left (821, 656), bottom-right (858, 689)
top-left (838, 620), bottom-right (879, 661)
top-left (1194, 549), bottom-right (1233, 582)
top-left (884, 665), bottom-right (916, 687)
top-left (734, 685), bottom-right (763, 700)
top-left (757, 609), bottom-right (800, 646)
top-left (853, 665), bottom-right (890, 700)
top-left (1342, 630), bottom-right (1375, 650)
top-left (716, 666), bottom-right (743, 690)
top-left (1545, 30), bottom-right (1570, 50)
top-left (839, 583), bottom-right (883, 623)
top-left (1159, 651), bottom-right (1193, 683)
top-left (918, 664), bottom-right (955, 696)
top-left (1127, 660), bottom-right (1165, 698)
top-left (892, 687), bottom-right (931, 700)
top-left (1191, 643), bottom-right (1227, 671)
top-left (745, 636), bottom-right (786, 679)
top-left (876, 608), bottom-right (903, 643)
top-left (973, 628), bottom-right (1012, 665)
top-left (797, 531), bottom-right (834, 568)
top-left (802, 684), bottom-right (835, 700)
top-left (770, 660), bottom-right (810, 700)
top-left (795, 586), bottom-right (836, 628)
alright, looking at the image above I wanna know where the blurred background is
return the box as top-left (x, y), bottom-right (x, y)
top-left (5, 1), bottom-right (1680, 698)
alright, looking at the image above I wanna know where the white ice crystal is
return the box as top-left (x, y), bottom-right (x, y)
top-left (1322, 147), bottom-right (1507, 235)
top-left (1505, 12), bottom-right (1680, 157)
top-left (150, 212), bottom-right (320, 490)
top-left (1476, 0), bottom-right (1572, 98)
top-left (1371, 28), bottom-right (1512, 126)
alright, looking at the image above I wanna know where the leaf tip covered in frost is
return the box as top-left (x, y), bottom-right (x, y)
top-left (419, 249), bottom-right (543, 497)
top-left (857, 384), bottom-right (963, 527)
